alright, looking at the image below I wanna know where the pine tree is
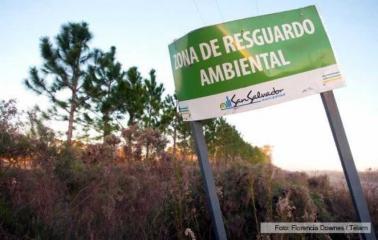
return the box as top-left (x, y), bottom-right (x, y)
top-left (83, 46), bottom-right (126, 140)
top-left (142, 69), bottom-right (164, 128)
top-left (24, 22), bottom-right (93, 145)
top-left (120, 67), bottom-right (147, 126)
top-left (160, 94), bottom-right (180, 155)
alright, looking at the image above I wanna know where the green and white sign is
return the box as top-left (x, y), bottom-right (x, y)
top-left (169, 5), bottom-right (344, 121)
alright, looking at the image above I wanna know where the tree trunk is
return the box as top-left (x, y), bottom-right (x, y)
top-left (67, 103), bottom-right (75, 145)
top-left (173, 123), bottom-right (177, 157)
top-left (128, 113), bottom-right (134, 126)
top-left (103, 112), bottom-right (111, 141)
top-left (103, 121), bottom-right (110, 142)
top-left (67, 92), bottom-right (77, 145)
top-left (145, 142), bottom-right (149, 161)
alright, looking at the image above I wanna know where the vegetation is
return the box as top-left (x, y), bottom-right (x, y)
top-left (82, 46), bottom-right (126, 140)
top-left (0, 22), bottom-right (377, 239)
top-left (24, 22), bottom-right (93, 145)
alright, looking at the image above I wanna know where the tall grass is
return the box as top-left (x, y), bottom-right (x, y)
top-left (0, 100), bottom-right (377, 239)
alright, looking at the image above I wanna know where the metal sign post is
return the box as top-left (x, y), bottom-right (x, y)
top-left (321, 91), bottom-right (376, 240)
top-left (190, 121), bottom-right (228, 240)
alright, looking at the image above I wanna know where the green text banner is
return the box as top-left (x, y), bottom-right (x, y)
top-left (168, 5), bottom-right (344, 121)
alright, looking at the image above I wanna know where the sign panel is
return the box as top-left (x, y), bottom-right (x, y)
top-left (168, 5), bottom-right (344, 121)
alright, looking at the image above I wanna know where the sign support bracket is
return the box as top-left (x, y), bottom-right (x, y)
top-left (190, 121), bottom-right (228, 240)
top-left (321, 90), bottom-right (376, 240)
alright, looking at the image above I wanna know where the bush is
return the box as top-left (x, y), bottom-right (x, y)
top-left (0, 101), bottom-right (376, 239)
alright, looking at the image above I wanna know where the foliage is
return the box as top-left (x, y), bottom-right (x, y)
top-left (24, 22), bottom-right (93, 144)
top-left (121, 125), bottom-right (168, 161)
top-left (204, 118), bottom-right (269, 164)
top-left (142, 69), bottom-right (165, 128)
top-left (121, 66), bottom-right (148, 126)
top-left (0, 103), bottom-right (377, 239)
top-left (83, 46), bottom-right (126, 140)
top-left (0, 100), bottom-right (31, 166)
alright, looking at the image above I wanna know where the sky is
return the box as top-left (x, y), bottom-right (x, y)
top-left (0, 0), bottom-right (377, 171)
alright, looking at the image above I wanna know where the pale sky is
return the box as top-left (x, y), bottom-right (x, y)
top-left (1, 0), bottom-right (377, 171)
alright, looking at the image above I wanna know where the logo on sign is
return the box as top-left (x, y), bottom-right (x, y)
top-left (220, 88), bottom-right (285, 110)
